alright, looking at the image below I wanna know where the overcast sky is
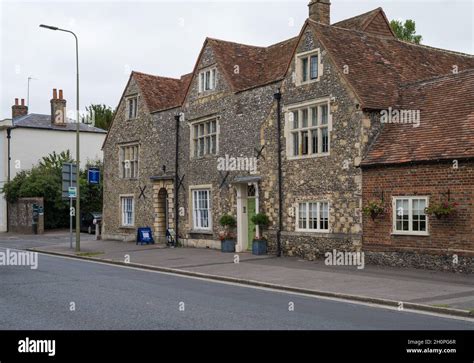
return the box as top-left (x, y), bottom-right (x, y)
top-left (1, 0), bottom-right (472, 120)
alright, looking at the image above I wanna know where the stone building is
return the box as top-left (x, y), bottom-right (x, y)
top-left (102, 0), bottom-right (474, 270)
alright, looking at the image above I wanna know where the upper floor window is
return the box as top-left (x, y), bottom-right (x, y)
top-left (120, 144), bottom-right (139, 178)
top-left (127, 96), bottom-right (138, 119)
top-left (198, 68), bottom-right (217, 93)
top-left (191, 119), bottom-right (218, 158)
top-left (297, 201), bottom-right (329, 232)
top-left (295, 49), bottom-right (322, 85)
top-left (288, 102), bottom-right (329, 158)
top-left (392, 196), bottom-right (429, 235)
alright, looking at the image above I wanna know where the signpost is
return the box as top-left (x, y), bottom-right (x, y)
top-left (62, 163), bottom-right (77, 249)
top-left (87, 167), bottom-right (100, 185)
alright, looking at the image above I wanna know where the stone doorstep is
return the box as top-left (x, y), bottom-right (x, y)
top-left (27, 247), bottom-right (474, 320)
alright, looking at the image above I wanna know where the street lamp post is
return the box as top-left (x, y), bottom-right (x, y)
top-left (40, 24), bottom-right (81, 252)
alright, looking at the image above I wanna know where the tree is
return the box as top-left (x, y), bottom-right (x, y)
top-left (390, 19), bottom-right (422, 44)
top-left (82, 104), bottom-right (115, 130)
top-left (2, 151), bottom-right (103, 229)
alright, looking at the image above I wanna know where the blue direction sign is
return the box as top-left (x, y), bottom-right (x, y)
top-left (88, 168), bottom-right (100, 185)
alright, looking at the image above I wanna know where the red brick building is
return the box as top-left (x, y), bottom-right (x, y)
top-left (361, 70), bottom-right (474, 272)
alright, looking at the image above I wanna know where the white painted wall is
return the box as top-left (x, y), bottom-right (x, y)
top-left (0, 127), bottom-right (105, 232)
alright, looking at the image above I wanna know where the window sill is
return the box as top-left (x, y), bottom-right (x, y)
top-left (191, 154), bottom-right (217, 161)
top-left (189, 229), bottom-right (213, 235)
top-left (120, 226), bottom-right (135, 230)
top-left (391, 232), bottom-right (429, 237)
top-left (296, 79), bottom-right (320, 87)
top-left (288, 153), bottom-right (329, 161)
top-left (295, 229), bottom-right (330, 234)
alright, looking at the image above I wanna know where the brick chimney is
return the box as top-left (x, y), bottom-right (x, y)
top-left (12, 98), bottom-right (28, 119)
top-left (50, 88), bottom-right (67, 125)
top-left (308, 0), bottom-right (331, 25)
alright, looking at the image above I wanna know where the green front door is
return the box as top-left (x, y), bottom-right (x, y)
top-left (247, 197), bottom-right (256, 251)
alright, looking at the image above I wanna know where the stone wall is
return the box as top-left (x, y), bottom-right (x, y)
top-left (260, 27), bottom-right (377, 258)
top-left (102, 77), bottom-right (158, 241)
top-left (8, 197), bottom-right (44, 234)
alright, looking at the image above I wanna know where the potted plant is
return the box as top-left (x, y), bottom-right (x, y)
top-left (250, 213), bottom-right (270, 255)
top-left (219, 214), bottom-right (237, 252)
top-left (362, 200), bottom-right (385, 221)
top-left (425, 201), bottom-right (457, 219)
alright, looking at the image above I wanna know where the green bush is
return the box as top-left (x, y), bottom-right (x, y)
top-left (2, 151), bottom-right (103, 229)
top-left (219, 214), bottom-right (236, 228)
top-left (251, 213), bottom-right (269, 228)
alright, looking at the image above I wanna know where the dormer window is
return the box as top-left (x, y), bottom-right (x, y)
top-left (295, 49), bottom-right (322, 85)
top-left (127, 96), bottom-right (138, 119)
top-left (198, 68), bottom-right (217, 93)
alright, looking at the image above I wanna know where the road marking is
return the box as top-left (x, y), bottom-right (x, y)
top-left (26, 249), bottom-right (474, 323)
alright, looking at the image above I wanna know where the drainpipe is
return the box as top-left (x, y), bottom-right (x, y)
top-left (6, 127), bottom-right (12, 232)
top-left (274, 89), bottom-right (283, 257)
top-left (174, 113), bottom-right (181, 247)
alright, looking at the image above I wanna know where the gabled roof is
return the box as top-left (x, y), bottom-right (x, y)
top-left (132, 71), bottom-right (191, 113)
top-left (362, 70), bottom-right (474, 166)
top-left (309, 20), bottom-right (474, 110)
top-left (12, 114), bottom-right (106, 133)
top-left (333, 7), bottom-right (395, 37)
top-left (206, 37), bottom-right (299, 93)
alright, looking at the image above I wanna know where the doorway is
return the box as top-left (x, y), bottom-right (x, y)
top-left (156, 188), bottom-right (168, 243)
top-left (247, 184), bottom-right (256, 250)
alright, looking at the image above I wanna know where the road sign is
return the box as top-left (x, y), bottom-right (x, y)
top-left (62, 163), bottom-right (77, 199)
top-left (87, 168), bottom-right (100, 184)
top-left (68, 187), bottom-right (77, 198)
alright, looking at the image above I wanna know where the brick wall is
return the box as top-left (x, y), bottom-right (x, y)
top-left (362, 160), bottom-right (474, 257)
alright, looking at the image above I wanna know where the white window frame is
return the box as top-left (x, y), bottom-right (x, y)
top-left (190, 117), bottom-right (219, 158)
top-left (119, 143), bottom-right (139, 179)
top-left (392, 196), bottom-right (429, 236)
top-left (285, 99), bottom-right (331, 159)
top-left (126, 96), bottom-right (138, 120)
top-left (296, 201), bottom-right (330, 232)
top-left (198, 67), bottom-right (217, 93)
top-left (191, 188), bottom-right (212, 231)
top-left (120, 195), bottom-right (135, 227)
top-left (295, 49), bottom-right (322, 86)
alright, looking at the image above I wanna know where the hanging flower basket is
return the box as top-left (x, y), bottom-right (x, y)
top-left (425, 201), bottom-right (457, 219)
top-left (363, 200), bottom-right (385, 221)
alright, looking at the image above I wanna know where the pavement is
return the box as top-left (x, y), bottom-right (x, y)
top-left (11, 231), bottom-right (474, 318)
top-left (1, 248), bottom-right (473, 330)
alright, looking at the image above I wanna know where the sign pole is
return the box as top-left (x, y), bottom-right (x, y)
top-left (69, 165), bottom-right (73, 249)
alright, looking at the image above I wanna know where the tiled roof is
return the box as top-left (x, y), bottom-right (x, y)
top-left (132, 71), bottom-right (191, 112)
top-left (362, 70), bottom-right (474, 166)
top-left (12, 114), bottom-right (106, 133)
top-left (333, 7), bottom-right (394, 37)
top-left (207, 36), bottom-right (299, 92)
top-left (309, 20), bottom-right (474, 110)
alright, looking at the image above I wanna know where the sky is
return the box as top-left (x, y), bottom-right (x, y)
top-left (1, 0), bottom-right (473, 120)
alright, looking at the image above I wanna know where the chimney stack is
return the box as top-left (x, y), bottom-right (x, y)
top-left (50, 88), bottom-right (67, 125)
top-left (308, 0), bottom-right (331, 25)
top-left (12, 98), bottom-right (28, 119)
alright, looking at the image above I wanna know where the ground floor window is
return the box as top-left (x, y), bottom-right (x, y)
top-left (121, 196), bottom-right (134, 226)
top-left (392, 196), bottom-right (428, 235)
top-left (192, 189), bottom-right (211, 230)
top-left (297, 201), bottom-right (329, 232)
